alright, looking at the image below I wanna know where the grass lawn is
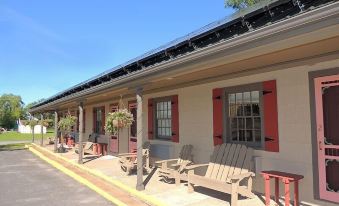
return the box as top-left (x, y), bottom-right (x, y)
top-left (0, 143), bottom-right (27, 151)
top-left (0, 129), bottom-right (55, 142)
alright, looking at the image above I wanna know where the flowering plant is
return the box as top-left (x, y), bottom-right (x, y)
top-left (105, 109), bottom-right (134, 134)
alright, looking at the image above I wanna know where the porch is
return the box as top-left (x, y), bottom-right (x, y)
top-left (42, 143), bottom-right (270, 206)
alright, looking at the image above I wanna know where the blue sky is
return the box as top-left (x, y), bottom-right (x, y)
top-left (0, 1), bottom-right (233, 104)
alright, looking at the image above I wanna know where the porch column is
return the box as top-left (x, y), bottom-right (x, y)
top-left (40, 114), bottom-right (44, 146)
top-left (54, 111), bottom-right (58, 152)
top-left (136, 87), bottom-right (145, 191)
top-left (78, 102), bottom-right (84, 164)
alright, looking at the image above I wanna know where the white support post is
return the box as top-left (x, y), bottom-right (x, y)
top-left (54, 111), bottom-right (58, 152)
top-left (136, 87), bottom-right (145, 191)
top-left (78, 102), bottom-right (84, 164)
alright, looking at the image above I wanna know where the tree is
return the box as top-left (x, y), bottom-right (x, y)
top-left (225, 0), bottom-right (261, 10)
top-left (0, 94), bottom-right (25, 129)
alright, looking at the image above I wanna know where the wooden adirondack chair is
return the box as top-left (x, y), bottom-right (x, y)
top-left (75, 142), bottom-right (96, 155)
top-left (156, 144), bottom-right (193, 185)
top-left (118, 141), bottom-right (151, 175)
top-left (186, 143), bottom-right (255, 206)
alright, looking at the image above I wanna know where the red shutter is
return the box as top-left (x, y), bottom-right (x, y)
top-left (101, 107), bottom-right (105, 134)
top-left (171, 95), bottom-right (179, 143)
top-left (213, 88), bottom-right (223, 146)
top-left (93, 108), bottom-right (97, 133)
top-left (148, 99), bottom-right (154, 140)
top-left (263, 80), bottom-right (279, 152)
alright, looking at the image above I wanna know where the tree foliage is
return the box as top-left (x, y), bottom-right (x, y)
top-left (225, 0), bottom-right (261, 9)
top-left (0, 94), bottom-right (25, 129)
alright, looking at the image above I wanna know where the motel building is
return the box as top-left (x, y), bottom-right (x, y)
top-left (30, 0), bottom-right (339, 205)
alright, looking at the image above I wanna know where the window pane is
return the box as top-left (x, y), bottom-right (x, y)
top-left (245, 130), bottom-right (253, 142)
top-left (230, 118), bottom-right (237, 130)
top-left (232, 130), bottom-right (238, 141)
top-left (236, 93), bottom-right (243, 116)
top-left (254, 130), bottom-right (261, 142)
top-left (229, 94), bottom-right (236, 117)
top-left (168, 110), bottom-right (171, 118)
top-left (239, 130), bottom-right (245, 141)
top-left (254, 117), bottom-right (261, 129)
top-left (251, 91), bottom-right (260, 116)
top-left (167, 128), bottom-right (171, 136)
top-left (246, 118), bottom-right (253, 129)
top-left (243, 92), bottom-right (251, 116)
top-left (238, 118), bottom-right (244, 129)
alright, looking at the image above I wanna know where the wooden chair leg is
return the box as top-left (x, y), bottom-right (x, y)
top-left (231, 181), bottom-right (239, 206)
top-left (174, 172), bottom-right (180, 186)
top-left (188, 183), bottom-right (194, 193)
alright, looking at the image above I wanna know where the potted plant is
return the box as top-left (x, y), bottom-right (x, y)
top-left (57, 114), bottom-right (77, 153)
top-left (105, 109), bottom-right (134, 135)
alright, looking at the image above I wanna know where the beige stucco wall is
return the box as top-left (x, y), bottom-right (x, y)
top-left (80, 57), bottom-right (339, 205)
top-left (140, 58), bottom-right (339, 206)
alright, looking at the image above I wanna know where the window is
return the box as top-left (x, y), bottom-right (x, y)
top-left (225, 84), bottom-right (263, 147)
top-left (155, 98), bottom-right (172, 140)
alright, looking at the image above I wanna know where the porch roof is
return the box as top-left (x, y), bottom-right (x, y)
top-left (30, 0), bottom-right (338, 112)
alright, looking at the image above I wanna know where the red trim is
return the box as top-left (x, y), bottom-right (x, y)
top-left (263, 80), bottom-right (279, 152)
top-left (148, 99), bottom-right (154, 140)
top-left (171, 95), bottom-right (179, 143)
top-left (212, 88), bottom-right (223, 146)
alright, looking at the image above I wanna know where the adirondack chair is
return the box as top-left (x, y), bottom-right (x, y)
top-left (75, 142), bottom-right (96, 155)
top-left (156, 144), bottom-right (193, 185)
top-left (118, 141), bottom-right (151, 175)
top-left (186, 143), bottom-right (255, 206)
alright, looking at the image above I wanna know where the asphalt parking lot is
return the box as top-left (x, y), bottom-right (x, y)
top-left (0, 149), bottom-right (113, 206)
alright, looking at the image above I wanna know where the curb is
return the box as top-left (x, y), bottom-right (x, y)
top-left (29, 144), bottom-right (167, 206)
top-left (29, 146), bottom-right (128, 206)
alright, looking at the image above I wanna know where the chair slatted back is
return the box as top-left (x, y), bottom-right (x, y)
top-left (177, 144), bottom-right (193, 164)
top-left (204, 143), bottom-right (253, 181)
top-left (84, 142), bottom-right (93, 150)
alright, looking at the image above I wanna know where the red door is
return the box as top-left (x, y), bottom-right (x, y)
top-left (129, 101), bottom-right (137, 153)
top-left (314, 74), bottom-right (339, 203)
top-left (109, 104), bottom-right (119, 154)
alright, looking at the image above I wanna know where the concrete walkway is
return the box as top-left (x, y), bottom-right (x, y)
top-left (42, 144), bottom-right (270, 206)
top-left (0, 149), bottom-right (113, 206)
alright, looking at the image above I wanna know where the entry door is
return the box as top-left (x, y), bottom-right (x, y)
top-left (314, 74), bottom-right (339, 203)
top-left (128, 101), bottom-right (137, 153)
top-left (108, 104), bottom-right (119, 154)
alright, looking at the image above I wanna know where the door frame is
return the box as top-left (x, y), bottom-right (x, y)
top-left (128, 100), bottom-right (137, 153)
top-left (309, 68), bottom-right (339, 203)
top-left (109, 103), bottom-right (119, 154)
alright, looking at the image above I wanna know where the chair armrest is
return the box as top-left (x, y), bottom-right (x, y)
top-left (228, 172), bottom-right (255, 182)
top-left (185, 163), bottom-right (209, 170)
top-left (155, 159), bottom-right (179, 164)
top-left (118, 153), bottom-right (137, 157)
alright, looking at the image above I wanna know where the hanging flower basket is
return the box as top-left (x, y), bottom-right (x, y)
top-left (105, 109), bottom-right (134, 134)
